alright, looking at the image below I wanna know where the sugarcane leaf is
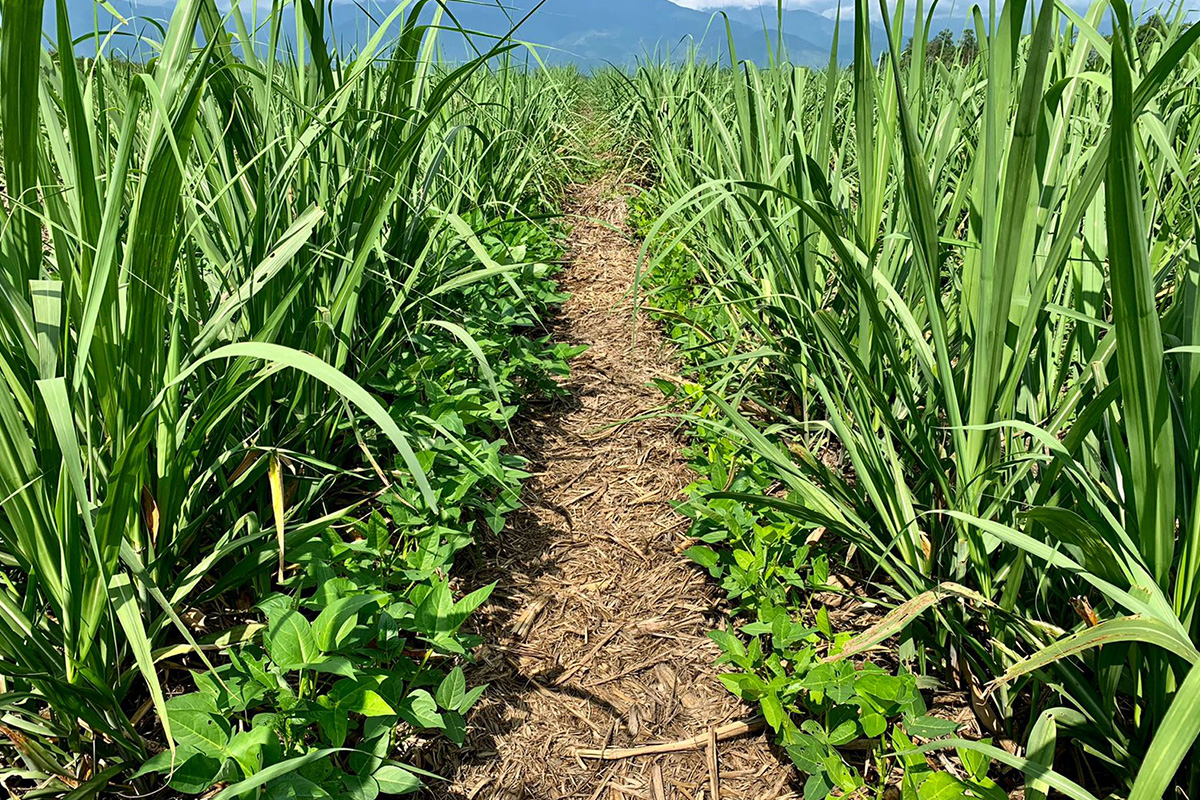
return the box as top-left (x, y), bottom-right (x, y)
top-left (1128, 662), bottom-right (1200, 800)
top-left (991, 616), bottom-right (1199, 690)
top-left (1105, 13), bottom-right (1176, 588)
top-left (892, 738), bottom-right (1100, 800)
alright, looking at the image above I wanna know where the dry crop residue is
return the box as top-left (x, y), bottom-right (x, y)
top-left (408, 176), bottom-right (797, 798)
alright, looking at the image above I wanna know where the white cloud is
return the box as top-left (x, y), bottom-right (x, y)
top-left (667, 0), bottom-right (761, 6)
top-left (668, 0), bottom-right (1198, 12)
top-left (666, 0), bottom-right (824, 8)
top-left (664, 0), bottom-right (954, 21)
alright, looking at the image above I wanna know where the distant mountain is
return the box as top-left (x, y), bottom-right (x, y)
top-left (721, 4), bottom-right (888, 60)
top-left (48, 0), bottom-right (861, 66)
top-left (429, 0), bottom-right (837, 67)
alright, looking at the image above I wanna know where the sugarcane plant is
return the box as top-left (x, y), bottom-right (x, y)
top-left (0, 0), bottom-right (565, 788)
top-left (629, 0), bottom-right (1200, 793)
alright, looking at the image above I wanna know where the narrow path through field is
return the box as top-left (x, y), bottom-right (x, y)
top-left (409, 175), bottom-right (796, 799)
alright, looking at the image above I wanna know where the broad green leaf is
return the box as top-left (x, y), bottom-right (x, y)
top-left (761, 693), bottom-right (785, 730)
top-left (861, 713), bottom-right (888, 739)
top-left (168, 753), bottom-right (224, 794)
top-left (917, 773), bottom-right (971, 800)
top-left (398, 689), bottom-right (444, 730)
top-left (227, 725), bottom-right (276, 778)
top-left (165, 693), bottom-right (231, 754)
top-left (267, 610), bottom-right (321, 671)
top-left (342, 773), bottom-right (380, 800)
top-left (903, 716), bottom-right (960, 740)
top-left (313, 595), bottom-right (383, 653)
top-left (436, 668), bottom-right (467, 711)
top-left (263, 773), bottom-right (334, 799)
top-left (340, 689), bottom-right (396, 717)
top-left (371, 765), bottom-right (420, 795)
top-left (458, 684), bottom-right (487, 714)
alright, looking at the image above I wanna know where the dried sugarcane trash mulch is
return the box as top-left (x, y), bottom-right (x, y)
top-left (403, 174), bottom-right (799, 799)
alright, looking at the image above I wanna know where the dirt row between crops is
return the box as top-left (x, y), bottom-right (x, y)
top-left (405, 174), bottom-right (798, 798)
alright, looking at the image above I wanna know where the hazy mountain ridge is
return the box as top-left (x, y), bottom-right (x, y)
top-left (50, 0), bottom-right (864, 66)
top-left (435, 0), bottom-right (833, 66)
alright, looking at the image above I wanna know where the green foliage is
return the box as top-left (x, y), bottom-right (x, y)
top-left (676, 417), bottom-right (982, 796)
top-left (624, 0), bottom-right (1200, 795)
top-left (0, 0), bottom-right (589, 793)
top-left (135, 510), bottom-right (492, 797)
top-left (709, 607), bottom-right (985, 800)
top-left (127, 235), bottom-right (581, 792)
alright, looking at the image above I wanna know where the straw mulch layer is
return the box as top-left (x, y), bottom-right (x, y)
top-left (407, 176), bottom-right (798, 798)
